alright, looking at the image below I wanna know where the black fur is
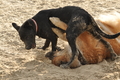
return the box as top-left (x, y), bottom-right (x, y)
top-left (12, 6), bottom-right (119, 68)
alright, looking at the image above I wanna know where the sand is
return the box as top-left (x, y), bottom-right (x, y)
top-left (0, 0), bottom-right (120, 80)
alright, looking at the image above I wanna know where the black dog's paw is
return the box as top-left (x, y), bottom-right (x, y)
top-left (56, 46), bottom-right (62, 51)
top-left (78, 56), bottom-right (87, 65)
top-left (111, 53), bottom-right (118, 61)
top-left (60, 64), bottom-right (70, 69)
top-left (80, 58), bottom-right (87, 65)
top-left (45, 51), bottom-right (55, 60)
top-left (37, 46), bottom-right (62, 51)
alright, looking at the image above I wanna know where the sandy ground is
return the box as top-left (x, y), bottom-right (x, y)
top-left (0, 0), bottom-right (120, 80)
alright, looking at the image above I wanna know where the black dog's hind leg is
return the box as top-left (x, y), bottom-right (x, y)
top-left (60, 30), bottom-right (87, 68)
top-left (100, 39), bottom-right (117, 60)
top-left (60, 34), bottom-right (77, 68)
top-left (89, 29), bottom-right (118, 61)
top-left (78, 49), bottom-right (87, 65)
top-left (60, 18), bottom-right (87, 68)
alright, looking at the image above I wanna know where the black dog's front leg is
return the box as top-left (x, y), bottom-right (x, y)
top-left (38, 39), bottom-right (61, 51)
top-left (37, 39), bottom-right (50, 50)
top-left (42, 39), bottom-right (50, 50)
top-left (45, 37), bottom-right (58, 60)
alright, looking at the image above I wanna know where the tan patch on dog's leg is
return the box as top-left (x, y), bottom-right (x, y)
top-left (52, 28), bottom-right (67, 41)
top-left (49, 17), bottom-right (67, 30)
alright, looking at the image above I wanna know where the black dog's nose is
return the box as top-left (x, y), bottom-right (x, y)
top-left (25, 46), bottom-right (31, 50)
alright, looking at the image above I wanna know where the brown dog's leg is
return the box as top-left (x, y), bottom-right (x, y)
top-left (49, 17), bottom-right (67, 30)
top-left (52, 28), bottom-right (67, 41)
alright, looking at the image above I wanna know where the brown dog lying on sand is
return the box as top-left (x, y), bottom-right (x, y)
top-left (49, 12), bottom-right (120, 68)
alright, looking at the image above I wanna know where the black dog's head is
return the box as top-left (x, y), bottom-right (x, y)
top-left (12, 20), bottom-right (36, 50)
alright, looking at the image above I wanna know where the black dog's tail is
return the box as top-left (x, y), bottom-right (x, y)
top-left (97, 28), bottom-right (120, 39)
top-left (91, 16), bottom-right (120, 39)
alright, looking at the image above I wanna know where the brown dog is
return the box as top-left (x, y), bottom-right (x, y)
top-left (49, 14), bottom-right (120, 68)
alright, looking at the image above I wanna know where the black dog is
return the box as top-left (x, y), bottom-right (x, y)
top-left (12, 6), bottom-right (120, 68)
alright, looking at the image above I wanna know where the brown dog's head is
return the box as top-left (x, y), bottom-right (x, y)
top-left (52, 51), bottom-right (68, 66)
top-left (51, 45), bottom-right (81, 68)
top-left (12, 19), bottom-right (36, 50)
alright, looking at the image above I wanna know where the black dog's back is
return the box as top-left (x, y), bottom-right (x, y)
top-left (35, 6), bottom-right (120, 39)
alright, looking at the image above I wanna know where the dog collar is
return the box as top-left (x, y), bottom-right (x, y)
top-left (31, 19), bottom-right (38, 33)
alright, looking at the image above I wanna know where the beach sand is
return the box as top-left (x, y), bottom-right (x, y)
top-left (0, 0), bottom-right (120, 80)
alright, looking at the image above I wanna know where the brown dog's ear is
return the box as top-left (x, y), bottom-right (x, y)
top-left (12, 23), bottom-right (20, 31)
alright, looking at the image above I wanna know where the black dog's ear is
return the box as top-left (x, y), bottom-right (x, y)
top-left (26, 19), bottom-right (33, 26)
top-left (12, 23), bottom-right (20, 31)
top-left (22, 19), bottom-right (33, 29)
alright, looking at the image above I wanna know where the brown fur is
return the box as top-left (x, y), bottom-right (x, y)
top-left (97, 12), bottom-right (120, 34)
top-left (50, 14), bottom-right (120, 68)
top-left (52, 43), bottom-right (81, 68)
